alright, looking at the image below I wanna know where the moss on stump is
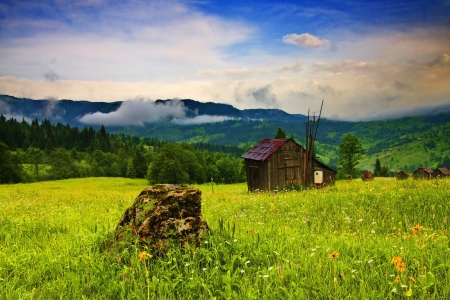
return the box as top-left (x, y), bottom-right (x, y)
top-left (114, 184), bottom-right (209, 253)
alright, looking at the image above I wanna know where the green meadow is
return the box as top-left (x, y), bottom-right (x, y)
top-left (1, 177), bottom-right (449, 299)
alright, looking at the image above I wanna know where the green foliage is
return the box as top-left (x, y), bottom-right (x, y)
top-left (0, 116), bottom-right (246, 184)
top-left (146, 143), bottom-right (245, 185)
top-left (374, 159), bottom-right (381, 177)
top-left (26, 147), bottom-right (45, 181)
top-left (126, 159), bottom-right (136, 179)
top-left (274, 128), bottom-right (287, 139)
top-left (338, 134), bottom-right (365, 180)
top-left (49, 147), bottom-right (75, 180)
top-left (1, 178), bottom-right (450, 298)
top-left (0, 142), bottom-right (23, 183)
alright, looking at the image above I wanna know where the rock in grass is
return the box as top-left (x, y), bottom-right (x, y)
top-left (114, 184), bottom-right (209, 252)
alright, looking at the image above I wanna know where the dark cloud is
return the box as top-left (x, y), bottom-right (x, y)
top-left (317, 84), bottom-right (343, 97)
top-left (380, 93), bottom-right (398, 103)
top-left (393, 80), bottom-right (412, 91)
top-left (246, 84), bottom-right (278, 107)
top-left (287, 90), bottom-right (315, 100)
top-left (368, 102), bottom-right (450, 120)
top-left (427, 54), bottom-right (450, 67)
top-left (44, 70), bottom-right (60, 81)
top-left (331, 102), bottom-right (450, 121)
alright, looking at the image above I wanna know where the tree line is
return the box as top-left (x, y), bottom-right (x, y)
top-left (0, 115), bottom-right (246, 184)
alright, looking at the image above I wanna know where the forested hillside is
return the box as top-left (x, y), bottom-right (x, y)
top-left (113, 116), bottom-right (450, 174)
top-left (0, 116), bottom-right (246, 184)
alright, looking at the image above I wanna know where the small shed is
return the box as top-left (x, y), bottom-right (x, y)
top-left (313, 159), bottom-right (337, 186)
top-left (432, 167), bottom-right (450, 178)
top-left (396, 170), bottom-right (409, 180)
top-left (241, 138), bottom-right (336, 191)
top-left (412, 166), bottom-right (433, 180)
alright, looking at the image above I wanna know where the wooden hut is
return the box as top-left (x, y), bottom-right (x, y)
top-left (412, 166), bottom-right (433, 180)
top-left (432, 167), bottom-right (450, 178)
top-left (396, 170), bottom-right (409, 180)
top-left (241, 138), bottom-right (335, 191)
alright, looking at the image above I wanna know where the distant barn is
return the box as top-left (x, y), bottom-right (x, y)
top-left (241, 138), bottom-right (336, 191)
top-left (396, 170), bottom-right (409, 180)
top-left (433, 167), bottom-right (450, 178)
top-left (412, 166), bottom-right (433, 180)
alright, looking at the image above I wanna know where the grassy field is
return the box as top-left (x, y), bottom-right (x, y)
top-left (1, 177), bottom-right (449, 299)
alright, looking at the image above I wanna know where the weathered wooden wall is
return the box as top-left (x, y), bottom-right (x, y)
top-left (413, 169), bottom-right (431, 179)
top-left (245, 140), bottom-right (306, 191)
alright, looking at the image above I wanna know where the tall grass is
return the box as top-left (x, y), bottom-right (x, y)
top-left (1, 177), bottom-right (449, 298)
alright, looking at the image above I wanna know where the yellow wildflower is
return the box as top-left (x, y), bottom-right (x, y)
top-left (396, 263), bottom-right (406, 272)
top-left (391, 256), bottom-right (402, 265)
top-left (139, 251), bottom-right (152, 261)
top-left (412, 224), bottom-right (423, 234)
top-left (328, 251), bottom-right (339, 259)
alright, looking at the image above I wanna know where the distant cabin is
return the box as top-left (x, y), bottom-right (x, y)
top-left (241, 138), bottom-right (336, 191)
top-left (433, 167), bottom-right (450, 178)
top-left (396, 170), bottom-right (409, 180)
top-left (412, 166), bottom-right (433, 180)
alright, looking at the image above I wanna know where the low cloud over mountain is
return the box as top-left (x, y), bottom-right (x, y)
top-left (77, 98), bottom-right (236, 126)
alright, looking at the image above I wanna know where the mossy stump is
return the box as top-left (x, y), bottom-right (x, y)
top-left (114, 184), bottom-right (209, 253)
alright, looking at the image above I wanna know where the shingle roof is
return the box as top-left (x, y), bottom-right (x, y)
top-left (241, 138), bottom-right (291, 161)
top-left (416, 166), bottom-right (433, 174)
top-left (436, 167), bottom-right (450, 175)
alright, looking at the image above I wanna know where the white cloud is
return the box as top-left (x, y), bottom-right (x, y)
top-left (196, 61), bottom-right (304, 78)
top-left (0, 2), bottom-right (254, 81)
top-left (172, 115), bottom-right (235, 125)
top-left (78, 98), bottom-right (186, 126)
top-left (282, 33), bottom-right (330, 48)
top-left (0, 0), bottom-right (449, 122)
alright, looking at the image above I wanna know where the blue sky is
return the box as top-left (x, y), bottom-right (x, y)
top-left (0, 0), bottom-right (449, 121)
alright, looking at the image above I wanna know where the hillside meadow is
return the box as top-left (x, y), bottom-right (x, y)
top-left (1, 177), bottom-right (449, 299)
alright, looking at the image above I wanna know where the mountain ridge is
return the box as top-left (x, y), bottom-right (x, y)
top-left (1, 94), bottom-right (449, 173)
top-left (0, 95), bottom-right (306, 126)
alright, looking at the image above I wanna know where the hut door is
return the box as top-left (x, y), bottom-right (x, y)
top-left (280, 148), bottom-right (301, 185)
top-left (247, 161), bottom-right (259, 190)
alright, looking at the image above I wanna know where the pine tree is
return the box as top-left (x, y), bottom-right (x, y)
top-left (274, 128), bottom-right (287, 139)
top-left (374, 159), bottom-right (381, 177)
